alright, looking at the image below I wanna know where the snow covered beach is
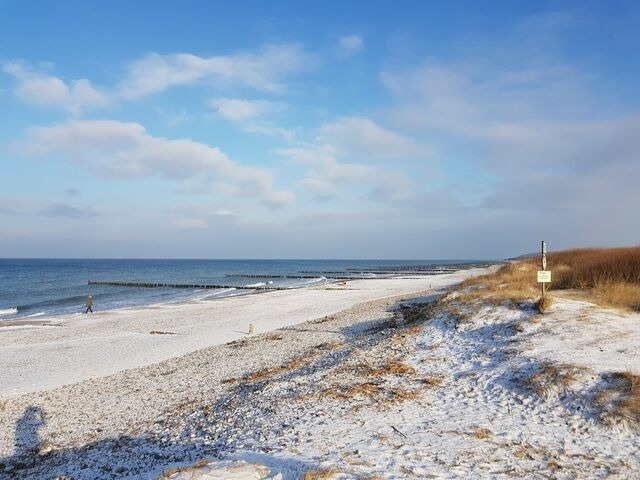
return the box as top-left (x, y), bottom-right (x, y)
top-left (0, 270), bottom-right (485, 396)
top-left (1, 266), bottom-right (639, 479)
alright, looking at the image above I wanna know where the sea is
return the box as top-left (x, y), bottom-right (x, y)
top-left (0, 258), bottom-right (492, 321)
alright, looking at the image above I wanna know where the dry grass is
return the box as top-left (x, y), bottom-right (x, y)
top-left (473, 427), bottom-right (492, 440)
top-left (238, 344), bottom-right (339, 385)
top-left (349, 360), bottom-right (417, 377)
top-left (325, 381), bottom-right (383, 401)
top-left (525, 362), bottom-right (579, 397)
top-left (590, 281), bottom-right (640, 311)
top-left (245, 356), bottom-right (310, 383)
top-left (613, 372), bottom-right (640, 425)
top-left (317, 379), bottom-right (425, 408)
top-left (302, 468), bottom-right (341, 480)
top-left (419, 376), bottom-right (443, 388)
top-left (462, 246), bottom-right (640, 311)
top-left (461, 261), bottom-right (540, 303)
top-left (536, 295), bottom-right (553, 313)
top-left (382, 361), bottom-right (416, 375)
top-left (513, 442), bottom-right (554, 461)
top-left (547, 246), bottom-right (640, 311)
top-left (548, 246), bottom-right (640, 288)
top-left (402, 325), bottom-right (424, 336)
top-left (598, 371), bottom-right (640, 427)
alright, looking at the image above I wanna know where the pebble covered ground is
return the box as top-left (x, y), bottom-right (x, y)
top-left (0, 288), bottom-right (427, 479)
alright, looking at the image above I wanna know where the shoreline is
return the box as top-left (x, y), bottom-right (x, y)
top-left (0, 268), bottom-right (491, 397)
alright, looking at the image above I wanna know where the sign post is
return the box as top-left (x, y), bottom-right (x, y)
top-left (537, 241), bottom-right (551, 299)
top-left (542, 241), bottom-right (546, 300)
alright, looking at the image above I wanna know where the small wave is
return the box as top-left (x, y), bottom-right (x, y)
top-left (198, 288), bottom-right (239, 300)
top-left (25, 312), bottom-right (45, 318)
top-left (0, 307), bottom-right (18, 317)
top-left (246, 282), bottom-right (266, 288)
top-left (286, 277), bottom-right (327, 288)
top-left (17, 294), bottom-right (88, 312)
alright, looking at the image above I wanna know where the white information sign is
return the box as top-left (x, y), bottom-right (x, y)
top-left (537, 270), bottom-right (552, 283)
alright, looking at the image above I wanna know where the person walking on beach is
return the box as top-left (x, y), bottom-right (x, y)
top-left (85, 295), bottom-right (94, 313)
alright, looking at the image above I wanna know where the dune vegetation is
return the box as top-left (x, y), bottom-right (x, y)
top-left (461, 246), bottom-right (640, 312)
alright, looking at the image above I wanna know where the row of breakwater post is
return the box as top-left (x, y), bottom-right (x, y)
top-left (87, 281), bottom-right (288, 290)
top-left (226, 274), bottom-right (351, 279)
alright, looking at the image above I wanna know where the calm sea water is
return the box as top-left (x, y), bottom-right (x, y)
top-left (0, 259), bottom-right (488, 320)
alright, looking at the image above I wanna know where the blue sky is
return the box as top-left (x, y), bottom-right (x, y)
top-left (1, 0), bottom-right (639, 259)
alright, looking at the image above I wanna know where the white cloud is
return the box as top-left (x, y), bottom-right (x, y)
top-left (3, 61), bottom-right (108, 115)
top-left (279, 146), bottom-right (412, 203)
top-left (378, 50), bottom-right (640, 247)
top-left (336, 35), bottom-right (364, 57)
top-left (316, 117), bottom-right (424, 160)
top-left (210, 98), bottom-right (276, 122)
top-left (23, 120), bottom-right (294, 209)
top-left (243, 122), bottom-right (298, 143)
top-left (119, 44), bottom-right (311, 99)
top-left (381, 61), bottom-right (640, 173)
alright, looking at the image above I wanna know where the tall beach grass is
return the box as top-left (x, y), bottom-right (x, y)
top-left (463, 246), bottom-right (640, 311)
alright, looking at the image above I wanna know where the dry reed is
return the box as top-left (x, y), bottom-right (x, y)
top-left (463, 246), bottom-right (640, 311)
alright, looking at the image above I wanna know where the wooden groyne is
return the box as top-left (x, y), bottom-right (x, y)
top-left (227, 274), bottom-right (349, 279)
top-left (88, 281), bottom-right (286, 290)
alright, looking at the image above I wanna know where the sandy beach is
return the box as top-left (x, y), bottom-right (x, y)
top-left (0, 269), bottom-right (488, 474)
top-left (1, 265), bottom-right (639, 479)
top-left (0, 270), bottom-right (486, 397)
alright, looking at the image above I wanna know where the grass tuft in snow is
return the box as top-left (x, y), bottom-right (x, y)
top-left (348, 360), bottom-right (416, 377)
top-left (524, 362), bottom-right (580, 398)
top-left (473, 427), bottom-right (492, 440)
top-left (419, 376), bottom-right (443, 388)
top-left (614, 372), bottom-right (640, 426)
top-left (597, 371), bottom-right (640, 427)
top-left (536, 295), bottom-right (553, 313)
top-left (302, 467), bottom-right (342, 479)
